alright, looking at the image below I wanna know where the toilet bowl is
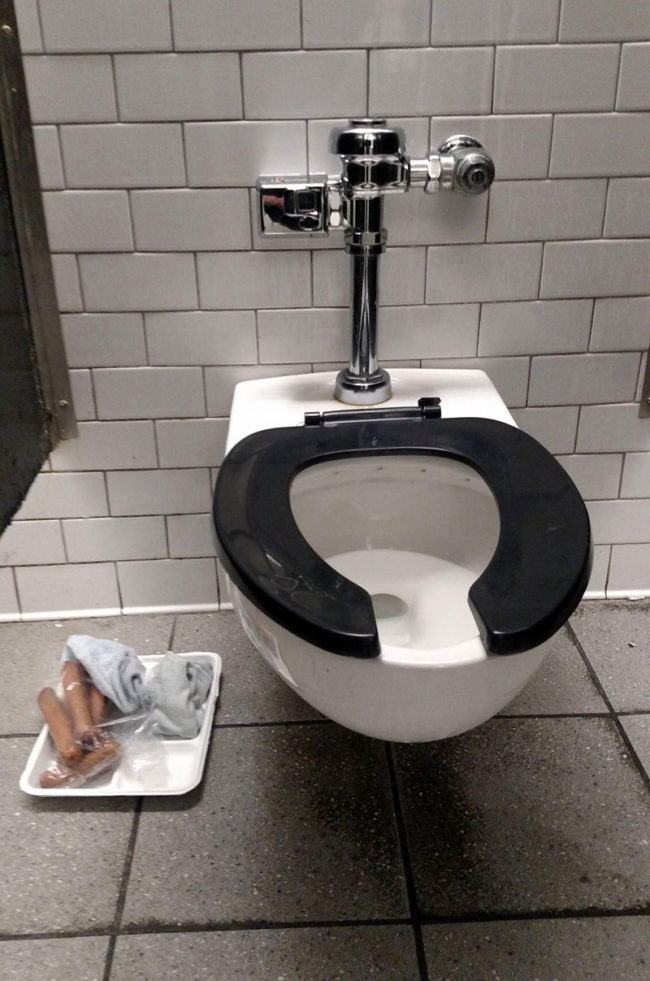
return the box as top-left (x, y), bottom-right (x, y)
top-left (213, 368), bottom-right (591, 742)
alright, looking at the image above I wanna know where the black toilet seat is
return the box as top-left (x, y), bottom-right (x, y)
top-left (213, 413), bottom-right (591, 658)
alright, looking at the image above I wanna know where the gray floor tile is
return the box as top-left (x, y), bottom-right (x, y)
top-left (122, 725), bottom-right (408, 926)
top-left (173, 611), bottom-right (323, 724)
top-left (570, 601), bottom-right (650, 711)
top-left (621, 714), bottom-right (650, 781)
top-left (422, 916), bottom-right (650, 981)
top-left (395, 717), bottom-right (650, 917)
top-left (499, 627), bottom-right (608, 716)
top-left (1, 738), bottom-right (135, 934)
top-left (0, 615), bottom-right (174, 735)
top-left (112, 925), bottom-right (418, 980)
top-left (0, 936), bottom-right (109, 981)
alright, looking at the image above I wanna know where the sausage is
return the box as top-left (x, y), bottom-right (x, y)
top-left (39, 739), bottom-right (121, 789)
top-left (87, 683), bottom-right (108, 726)
top-left (61, 661), bottom-right (95, 743)
top-left (37, 687), bottom-right (83, 764)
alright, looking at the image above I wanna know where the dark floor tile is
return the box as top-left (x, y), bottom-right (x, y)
top-left (0, 739), bottom-right (135, 934)
top-left (570, 601), bottom-right (650, 711)
top-left (621, 715), bottom-right (650, 782)
top-left (112, 925), bottom-right (418, 980)
top-left (0, 936), bottom-right (109, 981)
top-left (0, 615), bottom-right (174, 735)
top-left (499, 627), bottom-right (607, 716)
top-left (422, 916), bottom-right (650, 980)
top-left (122, 725), bottom-right (407, 926)
top-left (395, 717), bottom-right (650, 918)
top-left (173, 611), bottom-right (323, 724)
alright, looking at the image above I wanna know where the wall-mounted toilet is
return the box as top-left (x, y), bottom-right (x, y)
top-left (213, 368), bottom-right (592, 742)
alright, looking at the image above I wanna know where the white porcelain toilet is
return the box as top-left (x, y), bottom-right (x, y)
top-left (213, 368), bottom-right (591, 742)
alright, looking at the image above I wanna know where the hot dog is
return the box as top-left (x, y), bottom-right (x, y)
top-left (61, 661), bottom-right (95, 743)
top-left (37, 687), bottom-right (83, 764)
top-left (87, 683), bottom-right (108, 726)
top-left (39, 739), bottom-right (121, 789)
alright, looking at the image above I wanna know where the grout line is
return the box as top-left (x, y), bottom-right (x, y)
top-left (385, 744), bottom-right (430, 981)
top-left (102, 797), bottom-right (144, 981)
top-left (566, 621), bottom-right (650, 792)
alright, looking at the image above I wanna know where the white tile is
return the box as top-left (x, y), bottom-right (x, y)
top-left (431, 0), bottom-right (559, 44)
top-left (107, 469), bottom-right (212, 516)
top-left (94, 367), bottom-right (205, 420)
top-left (621, 454), bottom-right (650, 498)
top-left (61, 313), bottom-right (146, 368)
top-left (585, 544), bottom-right (610, 597)
top-left (33, 126), bottom-right (64, 189)
top-left (556, 454), bottom-right (623, 501)
top-left (604, 179), bottom-right (650, 238)
top-left (79, 253), bottom-right (198, 312)
top-left (50, 421), bottom-right (157, 471)
top-left (609, 545), bottom-right (650, 594)
top-left (541, 241), bottom-right (650, 299)
top-left (51, 254), bottom-right (82, 311)
top-left (131, 189), bottom-right (250, 252)
top-left (39, 0), bottom-right (172, 52)
top-left (308, 116), bottom-right (430, 175)
top-left (243, 51), bottom-right (366, 119)
top-left (16, 563), bottom-right (120, 617)
top-left (186, 121), bottom-right (307, 188)
top-left (384, 188), bottom-right (487, 246)
top-left (591, 298), bottom-right (650, 352)
top-left (618, 45), bottom-right (650, 110)
top-left (60, 124), bottom-right (185, 188)
top-left (494, 45), bottom-right (618, 114)
top-left (314, 248), bottom-right (426, 306)
top-left (479, 300), bottom-right (592, 356)
top-left (145, 311), bottom-right (257, 366)
top-left (24, 55), bottom-right (116, 123)
top-left (118, 558), bottom-right (218, 611)
top-left (63, 516), bottom-right (167, 562)
top-left (430, 115), bottom-right (553, 181)
top-left (425, 244), bottom-right (542, 303)
top-left (43, 191), bottom-right (133, 252)
top-left (257, 308), bottom-right (349, 364)
top-left (69, 369), bottom-right (96, 420)
top-left (0, 520), bottom-right (65, 566)
top-left (304, 0), bottom-right (431, 48)
top-left (14, 0), bottom-right (43, 53)
top-left (510, 406), bottom-right (579, 454)
top-left (529, 353), bottom-right (640, 406)
top-left (421, 356), bottom-right (530, 407)
top-left (14, 472), bottom-right (108, 520)
top-left (115, 53), bottom-right (241, 122)
top-left (197, 252), bottom-right (311, 309)
top-left (560, 0), bottom-right (650, 42)
top-left (155, 419), bottom-right (229, 468)
top-left (205, 365), bottom-right (311, 416)
top-left (380, 304), bottom-right (479, 359)
top-left (167, 514), bottom-right (216, 559)
top-left (369, 47), bottom-right (493, 116)
top-left (577, 404), bottom-right (650, 453)
top-left (171, 0), bottom-right (299, 49)
top-left (551, 114), bottom-right (650, 178)
top-left (487, 180), bottom-right (606, 242)
top-left (587, 499), bottom-right (650, 545)
top-left (0, 568), bottom-right (19, 618)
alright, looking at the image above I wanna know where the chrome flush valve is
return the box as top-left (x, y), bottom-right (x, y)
top-left (257, 119), bottom-right (495, 404)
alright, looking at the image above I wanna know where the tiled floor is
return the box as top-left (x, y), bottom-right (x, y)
top-left (0, 601), bottom-right (649, 980)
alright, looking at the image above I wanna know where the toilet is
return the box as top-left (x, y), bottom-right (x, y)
top-left (213, 368), bottom-right (591, 742)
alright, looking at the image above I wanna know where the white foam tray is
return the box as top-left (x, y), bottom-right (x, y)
top-left (19, 652), bottom-right (222, 797)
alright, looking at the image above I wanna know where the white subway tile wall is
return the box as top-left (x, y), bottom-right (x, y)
top-left (2, 0), bottom-right (649, 618)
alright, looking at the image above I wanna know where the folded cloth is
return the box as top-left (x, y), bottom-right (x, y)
top-left (62, 635), bottom-right (155, 714)
top-left (148, 652), bottom-right (214, 738)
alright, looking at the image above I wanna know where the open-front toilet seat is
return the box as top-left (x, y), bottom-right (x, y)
top-left (213, 413), bottom-right (592, 659)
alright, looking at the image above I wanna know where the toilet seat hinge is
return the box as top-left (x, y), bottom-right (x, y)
top-left (304, 396), bottom-right (441, 427)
